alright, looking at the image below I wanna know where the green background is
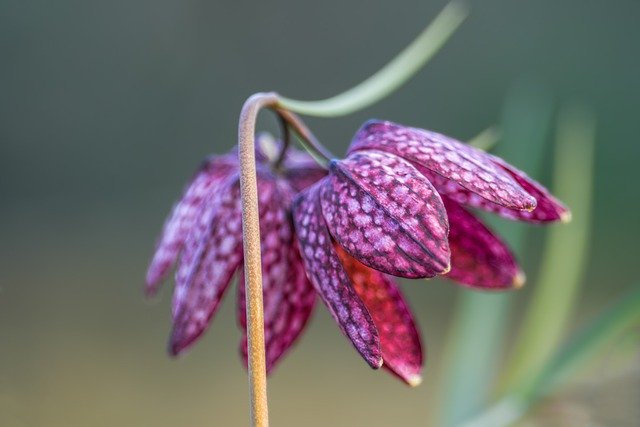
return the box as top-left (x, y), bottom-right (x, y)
top-left (1, 0), bottom-right (638, 425)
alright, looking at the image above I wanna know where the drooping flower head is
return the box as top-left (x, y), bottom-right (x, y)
top-left (146, 120), bottom-right (569, 385)
top-left (146, 136), bottom-right (323, 372)
top-left (290, 120), bottom-right (568, 381)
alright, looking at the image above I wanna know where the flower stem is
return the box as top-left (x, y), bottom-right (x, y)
top-left (276, 1), bottom-right (469, 117)
top-left (238, 92), bottom-right (279, 427)
top-left (275, 108), bottom-right (333, 167)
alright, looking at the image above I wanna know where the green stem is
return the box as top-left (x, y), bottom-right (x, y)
top-left (499, 104), bottom-right (596, 393)
top-left (277, 1), bottom-right (469, 117)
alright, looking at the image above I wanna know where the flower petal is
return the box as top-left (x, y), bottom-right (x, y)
top-left (419, 158), bottom-right (570, 223)
top-left (443, 197), bottom-right (522, 289)
top-left (348, 120), bottom-right (537, 211)
top-left (169, 170), bottom-right (278, 355)
top-left (489, 155), bottom-right (570, 223)
top-left (145, 154), bottom-right (237, 295)
top-left (321, 150), bottom-right (450, 279)
top-left (169, 174), bottom-right (243, 355)
top-left (293, 181), bottom-right (382, 368)
top-left (336, 245), bottom-right (423, 386)
top-left (237, 182), bottom-right (316, 373)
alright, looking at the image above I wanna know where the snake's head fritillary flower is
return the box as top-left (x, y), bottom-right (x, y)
top-left (291, 120), bottom-right (569, 383)
top-left (147, 118), bottom-right (569, 386)
top-left (146, 136), bottom-right (325, 373)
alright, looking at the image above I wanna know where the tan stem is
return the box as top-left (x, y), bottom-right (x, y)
top-left (238, 92), bottom-right (279, 427)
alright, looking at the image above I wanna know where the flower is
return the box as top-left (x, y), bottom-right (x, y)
top-left (146, 120), bottom-right (569, 386)
top-left (146, 135), bottom-right (325, 373)
top-left (291, 120), bottom-right (569, 382)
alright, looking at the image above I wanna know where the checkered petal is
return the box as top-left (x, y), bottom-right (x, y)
top-left (237, 182), bottom-right (316, 373)
top-left (293, 181), bottom-right (382, 368)
top-left (444, 197), bottom-right (522, 289)
top-left (145, 154), bottom-right (237, 295)
top-left (336, 245), bottom-right (423, 386)
top-left (348, 120), bottom-right (537, 212)
top-left (321, 150), bottom-right (450, 279)
top-left (169, 170), bottom-right (278, 355)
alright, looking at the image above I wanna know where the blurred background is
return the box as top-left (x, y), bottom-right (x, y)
top-left (1, 0), bottom-right (639, 425)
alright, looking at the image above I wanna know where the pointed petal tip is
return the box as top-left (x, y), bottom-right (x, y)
top-left (167, 324), bottom-right (199, 358)
top-left (375, 357), bottom-right (384, 369)
top-left (407, 374), bottom-right (423, 387)
top-left (560, 209), bottom-right (572, 224)
top-left (523, 196), bottom-right (538, 212)
top-left (513, 270), bottom-right (526, 289)
top-left (167, 339), bottom-right (184, 358)
top-left (143, 282), bottom-right (159, 299)
top-left (442, 261), bottom-right (452, 275)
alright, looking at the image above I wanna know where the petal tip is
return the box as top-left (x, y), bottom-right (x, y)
top-left (524, 197), bottom-right (538, 212)
top-left (407, 374), bottom-right (423, 387)
top-left (375, 357), bottom-right (384, 369)
top-left (167, 340), bottom-right (184, 358)
top-left (442, 261), bottom-right (452, 275)
top-left (513, 270), bottom-right (526, 289)
top-left (560, 210), bottom-right (572, 224)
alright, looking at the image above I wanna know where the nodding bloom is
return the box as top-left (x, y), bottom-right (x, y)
top-left (291, 120), bottom-right (568, 383)
top-left (146, 135), bottom-right (325, 373)
top-left (146, 120), bottom-right (569, 385)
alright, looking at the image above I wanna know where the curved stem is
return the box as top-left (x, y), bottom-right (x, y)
top-left (275, 108), bottom-right (333, 167)
top-left (238, 92), bottom-right (279, 427)
top-left (277, 1), bottom-right (469, 117)
top-left (273, 113), bottom-right (291, 170)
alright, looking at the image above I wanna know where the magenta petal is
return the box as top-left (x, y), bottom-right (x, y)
top-left (321, 150), bottom-right (450, 279)
top-left (238, 182), bottom-right (316, 373)
top-left (169, 174), bottom-right (245, 355)
top-left (348, 120), bottom-right (537, 211)
top-left (293, 181), bottom-right (382, 368)
top-left (336, 245), bottom-right (423, 386)
top-left (443, 197), bottom-right (523, 289)
top-left (145, 154), bottom-right (237, 295)
top-left (489, 156), bottom-right (571, 223)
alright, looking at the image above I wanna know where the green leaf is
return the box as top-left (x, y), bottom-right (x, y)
top-left (436, 80), bottom-right (553, 427)
top-left (460, 285), bottom-right (640, 427)
top-left (499, 104), bottom-right (596, 393)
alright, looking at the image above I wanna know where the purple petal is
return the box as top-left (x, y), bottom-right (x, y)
top-left (169, 175), bottom-right (243, 355)
top-left (489, 156), bottom-right (571, 223)
top-left (145, 154), bottom-right (237, 295)
top-left (348, 120), bottom-right (537, 211)
top-left (293, 181), bottom-right (382, 368)
top-left (443, 197), bottom-right (523, 289)
top-left (170, 170), bottom-right (279, 355)
top-left (237, 182), bottom-right (316, 373)
top-left (321, 150), bottom-right (450, 279)
top-left (336, 245), bottom-right (423, 386)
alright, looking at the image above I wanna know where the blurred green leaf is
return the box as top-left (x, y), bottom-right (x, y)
top-left (499, 103), bottom-right (596, 393)
top-left (461, 285), bottom-right (640, 427)
top-left (437, 80), bottom-right (553, 427)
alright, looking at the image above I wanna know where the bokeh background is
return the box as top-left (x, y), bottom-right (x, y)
top-left (1, 0), bottom-right (639, 426)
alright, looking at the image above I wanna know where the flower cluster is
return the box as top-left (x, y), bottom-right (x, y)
top-left (146, 120), bottom-right (568, 385)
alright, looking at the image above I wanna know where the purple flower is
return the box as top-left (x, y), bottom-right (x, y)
top-left (290, 120), bottom-right (569, 381)
top-left (146, 137), bottom-right (324, 373)
top-left (146, 120), bottom-right (568, 385)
